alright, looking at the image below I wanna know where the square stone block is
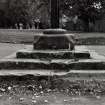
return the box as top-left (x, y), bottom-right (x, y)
top-left (33, 34), bottom-right (75, 50)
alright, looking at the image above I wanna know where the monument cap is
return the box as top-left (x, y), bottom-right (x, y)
top-left (43, 29), bottom-right (67, 34)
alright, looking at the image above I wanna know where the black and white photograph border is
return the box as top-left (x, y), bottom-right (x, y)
top-left (0, 0), bottom-right (105, 105)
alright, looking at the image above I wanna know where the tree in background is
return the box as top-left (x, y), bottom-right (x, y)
top-left (5, 0), bottom-right (29, 28)
top-left (60, 0), bottom-right (105, 31)
top-left (0, 0), bottom-right (105, 30)
top-left (27, 0), bottom-right (50, 29)
top-left (4, 0), bottom-right (50, 29)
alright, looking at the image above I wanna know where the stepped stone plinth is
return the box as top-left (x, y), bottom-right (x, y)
top-left (0, 29), bottom-right (105, 78)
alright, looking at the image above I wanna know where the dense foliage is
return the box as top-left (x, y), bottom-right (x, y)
top-left (0, 0), bottom-right (105, 31)
top-left (0, 0), bottom-right (50, 28)
top-left (60, 0), bottom-right (105, 31)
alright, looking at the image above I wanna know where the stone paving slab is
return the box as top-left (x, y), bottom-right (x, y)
top-left (76, 45), bottom-right (105, 60)
top-left (89, 50), bottom-right (105, 60)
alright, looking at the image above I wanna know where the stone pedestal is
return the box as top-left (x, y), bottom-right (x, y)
top-left (33, 29), bottom-right (75, 50)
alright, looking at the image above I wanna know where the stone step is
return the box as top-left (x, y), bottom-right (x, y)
top-left (0, 70), bottom-right (105, 79)
top-left (0, 70), bottom-right (65, 76)
top-left (0, 59), bottom-right (105, 70)
top-left (16, 49), bottom-right (90, 59)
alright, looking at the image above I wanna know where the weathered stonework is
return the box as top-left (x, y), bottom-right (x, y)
top-left (0, 29), bottom-right (104, 77)
top-left (16, 49), bottom-right (90, 59)
top-left (33, 29), bottom-right (76, 50)
top-left (0, 59), bottom-right (105, 70)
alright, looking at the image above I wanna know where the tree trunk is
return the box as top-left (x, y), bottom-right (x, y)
top-left (83, 20), bottom-right (89, 32)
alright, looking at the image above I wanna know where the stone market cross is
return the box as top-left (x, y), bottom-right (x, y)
top-left (0, 0), bottom-right (103, 79)
top-left (32, 0), bottom-right (76, 50)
